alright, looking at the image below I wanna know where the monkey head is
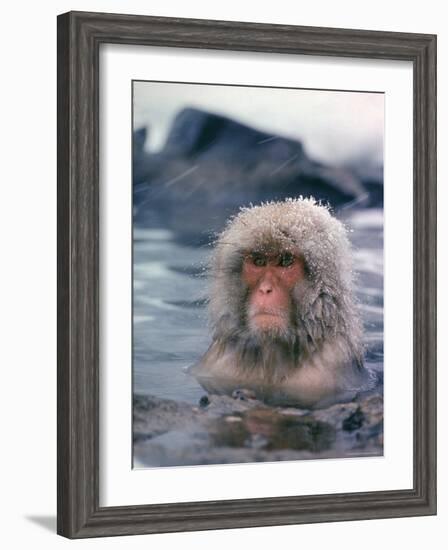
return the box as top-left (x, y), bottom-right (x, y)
top-left (207, 197), bottom-right (363, 362)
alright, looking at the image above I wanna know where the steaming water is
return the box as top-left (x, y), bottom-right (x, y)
top-left (133, 209), bottom-right (383, 404)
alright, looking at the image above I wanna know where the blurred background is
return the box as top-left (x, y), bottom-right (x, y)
top-left (132, 81), bottom-right (384, 425)
top-left (133, 82), bottom-right (383, 243)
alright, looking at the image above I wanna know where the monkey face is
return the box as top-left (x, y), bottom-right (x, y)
top-left (242, 250), bottom-right (306, 337)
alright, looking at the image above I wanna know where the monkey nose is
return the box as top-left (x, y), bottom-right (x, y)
top-left (258, 282), bottom-right (273, 294)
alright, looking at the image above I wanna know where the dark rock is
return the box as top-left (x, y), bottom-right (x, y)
top-left (199, 395), bottom-right (210, 408)
top-left (133, 391), bottom-right (383, 467)
top-left (134, 126), bottom-right (147, 153)
top-left (132, 108), bottom-right (380, 245)
top-left (342, 407), bottom-right (365, 432)
top-left (232, 388), bottom-right (257, 401)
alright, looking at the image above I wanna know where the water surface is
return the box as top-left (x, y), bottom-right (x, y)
top-left (133, 209), bottom-right (383, 404)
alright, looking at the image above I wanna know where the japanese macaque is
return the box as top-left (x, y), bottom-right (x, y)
top-left (190, 198), bottom-right (375, 409)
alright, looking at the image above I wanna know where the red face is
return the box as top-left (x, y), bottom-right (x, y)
top-left (242, 250), bottom-right (306, 333)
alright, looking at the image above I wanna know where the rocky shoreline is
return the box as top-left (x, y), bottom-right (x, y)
top-left (133, 391), bottom-right (383, 468)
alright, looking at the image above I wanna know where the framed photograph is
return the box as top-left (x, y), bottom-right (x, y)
top-left (57, 11), bottom-right (437, 538)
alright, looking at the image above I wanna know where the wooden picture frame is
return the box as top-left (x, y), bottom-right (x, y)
top-left (57, 10), bottom-right (437, 538)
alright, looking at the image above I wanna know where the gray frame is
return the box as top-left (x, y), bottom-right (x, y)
top-left (57, 10), bottom-right (437, 539)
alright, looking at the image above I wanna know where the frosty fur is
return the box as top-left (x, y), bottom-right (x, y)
top-left (192, 198), bottom-right (374, 408)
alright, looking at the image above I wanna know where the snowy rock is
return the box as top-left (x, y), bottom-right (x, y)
top-left (133, 108), bottom-right (382, 245)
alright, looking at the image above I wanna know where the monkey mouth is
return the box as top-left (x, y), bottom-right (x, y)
top-left (250, 307), bottom-right (286, 319)
top-left (251, 310), bottom-right (282, 320)
top-left (248, 308), bottom-right (289, 332)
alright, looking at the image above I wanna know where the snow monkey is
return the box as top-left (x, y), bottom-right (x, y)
top-left (191, 198), bottom-right (375, 409)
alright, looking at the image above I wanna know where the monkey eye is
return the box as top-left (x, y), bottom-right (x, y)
top-left (278, 252), bottom-right (294, 267)
top-left (251, 254), bottom-right (267, 267)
